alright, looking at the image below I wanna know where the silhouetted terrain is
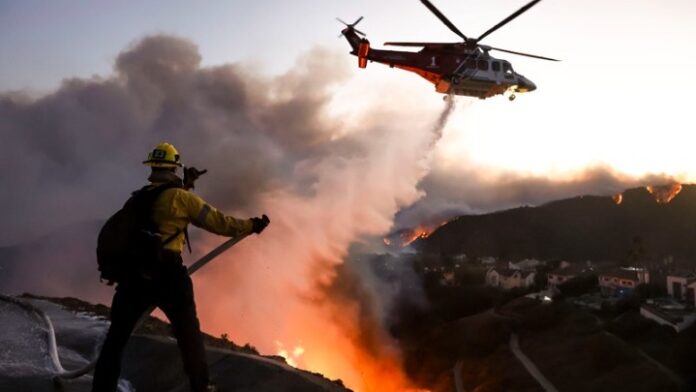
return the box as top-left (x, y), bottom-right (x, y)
top-left (418, 185), bottom-right (696, 263)
top-left (0, 295), bottom-right (350, 392)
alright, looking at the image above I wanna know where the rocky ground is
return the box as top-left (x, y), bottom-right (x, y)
top-left (0, 294), bottom-right (350, 392)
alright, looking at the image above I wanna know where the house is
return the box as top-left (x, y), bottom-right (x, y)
top-left (509, 259), bottom-right (541, 270)
top-left (547, 265), bottom-right (585, 289)
top-left (598, 268), bottom-right (650, 296)
top-left (452, 253), bottom-right (468, 263)
top-left (486, 268), bottom-right (536, 290)
top-left (440, 271), bottom-right (456, 286)
top-left (666, 271), bottom-right (696, 304)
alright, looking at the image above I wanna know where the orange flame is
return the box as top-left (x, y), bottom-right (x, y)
top-left (612, 193), bottom-right (623, 205)
top-left (645, 183), bottom-right (682, 204)
top-left (276, 341), bottom-right (305, 368)
top-left (399, 220), bottom-right (448, 247)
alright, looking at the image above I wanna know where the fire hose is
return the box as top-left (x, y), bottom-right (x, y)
top-left (0, 233), bottom-right (249, 385)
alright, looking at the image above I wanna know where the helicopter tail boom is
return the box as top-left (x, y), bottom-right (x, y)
top-left (340, 22), bottom-right (371, 68)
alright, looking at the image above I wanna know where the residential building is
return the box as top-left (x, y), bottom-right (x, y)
top-left (486, 268), bottom-right (536, 290)
top-left (509, 259), bottom-right (541, 270)
top-left (547, 265), bottom-right (585, 289)
top-left (666, 271), bottom-right (696, 304)
top-left (598, 268), bottom-right (650, 296)
top-left (440, 271), bottom-right (455, 286)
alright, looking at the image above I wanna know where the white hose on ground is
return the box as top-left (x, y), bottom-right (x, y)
top-left (0, 233), bottom-right (249, 386)
top-left (0, 294), bottom-right (74, 375)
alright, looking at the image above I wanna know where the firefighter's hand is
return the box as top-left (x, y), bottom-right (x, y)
top-left (183, 167), bottom-right (207, 190)
top-left (250, 214), bottom-right (270, 234)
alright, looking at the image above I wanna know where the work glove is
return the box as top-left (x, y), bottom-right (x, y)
top-left (250, 214), bottom-right (270, 234)
top-left (183, 166), bottom-right (208, 190)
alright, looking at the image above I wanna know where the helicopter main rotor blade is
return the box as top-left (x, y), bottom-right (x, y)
top-left (486, 45), bottom-right (560, 61)
top-left (384, 41), bottom-right (460, 47)
top-left (476, 0), bottom-right (542, 42)
top-left (420, 0), bottom-right (468, 42)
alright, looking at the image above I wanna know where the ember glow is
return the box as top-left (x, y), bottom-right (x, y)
top-left (613, 193), bottom-right (623, 205)
top-left (646, 184), bottom-right (683, 204)
top-left (398, 220), bottom-right (449, 247)
top-left (276, 341), bottom-right (305, 368)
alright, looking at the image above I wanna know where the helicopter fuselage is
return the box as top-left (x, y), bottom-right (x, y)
top-left (343, 28), bottom-right (535, 99)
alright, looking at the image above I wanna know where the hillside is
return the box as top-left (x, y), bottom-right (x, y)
top-left (0, 295), bottom-right (350, 392)
top-left (399, 298), bottom-right (687, 391)
top-left (417, 184), bottom-right (696, 263)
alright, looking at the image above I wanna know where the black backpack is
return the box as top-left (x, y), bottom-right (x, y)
top-left (96, 182), bottom-right (182, 284)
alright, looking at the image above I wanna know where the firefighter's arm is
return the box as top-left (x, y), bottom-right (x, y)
top-left (176, 190), bottom-right (254, 237)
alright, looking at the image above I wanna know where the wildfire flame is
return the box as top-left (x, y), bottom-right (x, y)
top-left (646, 183), bottom-right (682, 204)
top-left (398, 220), bottom-right (449, 247)
top-left (612, 193), bottom-right (623, 205)
top-left (276, 341), bottom-right (305, 368)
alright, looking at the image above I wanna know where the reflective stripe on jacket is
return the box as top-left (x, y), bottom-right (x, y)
top-left (151, 186), bottom-right (254, 252)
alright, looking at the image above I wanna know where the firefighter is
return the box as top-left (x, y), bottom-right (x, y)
top-left (92, 142), bottom-right (270, 392)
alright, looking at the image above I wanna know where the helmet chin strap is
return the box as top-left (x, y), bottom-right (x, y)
top-left (148, 168), bottom-right (182, 184)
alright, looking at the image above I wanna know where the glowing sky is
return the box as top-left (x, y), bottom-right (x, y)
top-left (2, 0), bottom-right (696, 179)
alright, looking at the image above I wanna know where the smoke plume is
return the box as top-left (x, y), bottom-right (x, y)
top-left (394, 164), bottom-right (679, 232)
top-left (0, 34), bottom-right (453, 390)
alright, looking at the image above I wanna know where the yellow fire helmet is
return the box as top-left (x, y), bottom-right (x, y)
top-left (143, 142), bottom-right (183, 168)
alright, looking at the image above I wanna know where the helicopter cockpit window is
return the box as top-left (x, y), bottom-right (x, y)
top-left (492, 62), bottom-right (501, 72)
top-left (465, 58), bottom-right (476, 69)
top-left (503, 63), bottom-right (514, 79)
top-left (477, 60), bottom-right (488, 71)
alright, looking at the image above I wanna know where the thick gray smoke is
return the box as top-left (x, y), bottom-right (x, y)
top-left (0, 35), bottom-right (348, 246)
top-left (0, 35), bottom-right (359, 301)
top-left (394, 164), bottom-right (677, 231)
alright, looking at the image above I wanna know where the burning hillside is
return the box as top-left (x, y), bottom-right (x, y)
top-left (417, 184), bottom-right (696, 262)
top-left (646, 183), bottom-right (683, 204)
top-left (613, 183), bottom-right (682, 206)
top-left (384, 220), bottom-right (450, 248)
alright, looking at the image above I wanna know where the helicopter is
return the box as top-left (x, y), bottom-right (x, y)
top-left (339, 0), bottom-right (559, 101)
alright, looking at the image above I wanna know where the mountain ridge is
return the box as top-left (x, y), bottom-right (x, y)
top-left (417, 184), bottom-right (696, 263)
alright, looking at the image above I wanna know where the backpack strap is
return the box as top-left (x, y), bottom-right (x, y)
top-left (132, 181), bottom-right (190, 251)
top-left (159, 227), bottom-right (191, 254)
top-left (184, 227), bottom-right (192, 254)
top-left (162, 228), bottom-right (181, 246)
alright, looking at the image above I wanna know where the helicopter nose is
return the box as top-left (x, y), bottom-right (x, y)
top-left (517, 76), bottom-right (536, 92)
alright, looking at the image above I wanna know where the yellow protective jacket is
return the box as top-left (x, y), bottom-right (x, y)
top-left (150, 184), bottom-right (254, 253)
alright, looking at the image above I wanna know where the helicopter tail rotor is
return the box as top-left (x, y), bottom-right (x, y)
top-left (337, 16), bottom-right (366, 37)
top-left (337, 16), bottom-right (370, 68)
